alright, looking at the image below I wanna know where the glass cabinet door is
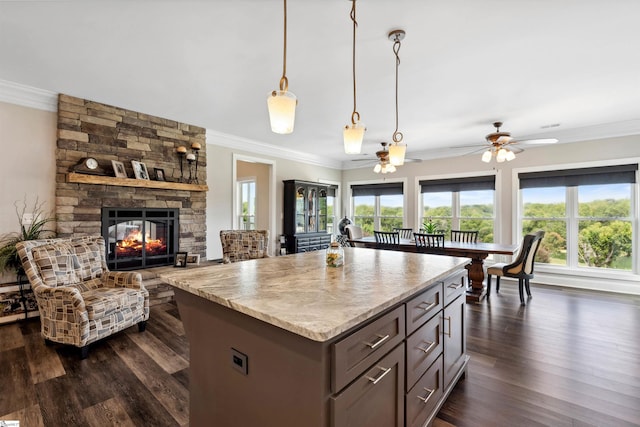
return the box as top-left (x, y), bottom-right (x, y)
top-left (308, 187), bottom-right (317, 232)
top-left (318, 188), bottom-right (327, 232)
top-left (296, 186), bottom-right (305, 233)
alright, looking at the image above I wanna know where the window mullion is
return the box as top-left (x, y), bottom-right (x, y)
top-left (567, 186), bottom-right (578, 268)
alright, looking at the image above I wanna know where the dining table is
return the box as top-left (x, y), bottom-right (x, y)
top-left (349, 236), bottom-right (518, 303)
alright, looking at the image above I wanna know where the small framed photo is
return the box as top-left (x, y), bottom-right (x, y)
top-left (186, 253), bottom-right (200, 265)
top-left (111, 160), bottom-right (128, 178)
top-left (174, 252), bottom-right (188, 268)
top-left (131, 160), bottom-right (150, 180)
top-left (154, 167), bottom-right (166, 181)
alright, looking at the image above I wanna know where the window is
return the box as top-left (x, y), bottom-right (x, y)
top-left (519, 164), bottom-right (637, 272)
top-left (326, 186), bottom-right (337, 234)
top-left (420, 175), bottom-right (495, 242)
top-left (351, 183), bottom-right (404, 236)
top-left (238, 179), bottom-right (256, 230)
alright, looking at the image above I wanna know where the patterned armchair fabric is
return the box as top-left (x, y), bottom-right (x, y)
top-left (16, 236), bottom-right (149, 357)
top-left (220, 230), bottom-right (270, 263)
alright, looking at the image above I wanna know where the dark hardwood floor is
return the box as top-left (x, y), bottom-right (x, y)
top-left (1, 283), bottom-right (639, 426)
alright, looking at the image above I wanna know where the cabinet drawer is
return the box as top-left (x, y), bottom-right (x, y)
top-left (332, 305), bottom-right (405, 393)
top-left (332, 344), bottom-right (405, 427)
top-left (444, 272), bottom-right (466, 306)
top-left (406, 284), bottom-right (443, 335)
top-left (405, 354), bottom-right (444, 427)
top-left (406, 314), bottom-right (442, 390)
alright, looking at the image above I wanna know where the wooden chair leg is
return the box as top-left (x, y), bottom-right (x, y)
top-left (138, 321), bottom-right (147, 332)
top-left (80, 345), bottom-right (89, 359)
top-left (486, 274), bottom-right (492, 296)
top-left (524, 279), bottom-right (532, 297)
top-left (496, 276), bottom-right (501, 292)
top-left (518, 279), bottom-right (525, 305)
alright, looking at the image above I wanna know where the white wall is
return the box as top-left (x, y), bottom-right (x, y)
top-left (0, 101), bottom-right (56, 283)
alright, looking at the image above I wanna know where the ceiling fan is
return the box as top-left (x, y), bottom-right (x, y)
top-left (466, 122), bottom-right (559, 163)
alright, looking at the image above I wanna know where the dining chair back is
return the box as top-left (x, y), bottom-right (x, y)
top-left (413, 232), bottom-right (445, 252)
top-left (393, 228), bottom-right (414, 239)
top-left (374, 231), bottom-right (400, 249)
top-left (345, 224), bottom-right (364, 247)
top-left (486, 230), bottom-right (545, 305)
top-left (451, 230), bottom-right (479, 243)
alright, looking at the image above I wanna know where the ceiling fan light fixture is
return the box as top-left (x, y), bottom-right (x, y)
top-left (505, 149), bottom-right (516, 161)
top-left (496, 148), bottom-right (508, 162)
top-left (373, 163), bottom-right (382, 173)
top-left (267, 0), bottom-right (297, 135)
top-left (481, 150), bottom-right (492, 163)
top-left (344, 0), bottom-right (365, 154)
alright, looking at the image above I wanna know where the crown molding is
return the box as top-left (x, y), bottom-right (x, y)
top-left (206, 129), bottom-right (342, 170)
top-left (0, 79), bottom-right (57, 112)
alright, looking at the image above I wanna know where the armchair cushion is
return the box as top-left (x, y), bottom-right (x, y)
top-left (32, 244), bottom-right (79, 287)
top-left (220, 230), bottom-right (270, 263)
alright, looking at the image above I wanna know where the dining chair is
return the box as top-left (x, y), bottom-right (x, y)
top-left (413, 232), bottom-right (445, 253)
top-left (334, 234), bottom-right (351, 248)
top-left (486, 230), bottom-right (545, 305)
top-left (393, 228), bottom-right (414, 239)
top-left (451, 230), bottom-right (479, 243)
top-left (374, 231), bottom-right (400, 250)
top-left (345, 224), bottom-right (364, 247)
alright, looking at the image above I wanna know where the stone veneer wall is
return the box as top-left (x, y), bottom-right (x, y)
top-left (55, 94), bottom-right (207, 258)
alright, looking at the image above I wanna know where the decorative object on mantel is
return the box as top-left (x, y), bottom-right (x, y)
top-left (131, 160), bottom-right (150, 180)
top-left (387, 29), bottom-right (407, 166)
top-left (186, 153), bottom-right (196, 183)
top-left (111, 160), bottom-right (128, 178)
top-left (343, 0), bottom-right (366, 154)
top-left (190, 142), bottom-right (201, 184)
top-left (154, 167), bottom-right (166, 181)
top-left (72, 157), bottom-right (107, 175)
top-left (267, 0), bottom-right (297, 134)
top-left (176, 146), bottom-right (187, 182)
top-left (174, 252), bottom-right (188, 268)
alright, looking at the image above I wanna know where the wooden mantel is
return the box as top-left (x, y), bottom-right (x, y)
top-left (67, 172), bottom-right (209, 192)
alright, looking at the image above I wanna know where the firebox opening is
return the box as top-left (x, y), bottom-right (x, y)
top-left (102, 208), bottom-right (179, 270)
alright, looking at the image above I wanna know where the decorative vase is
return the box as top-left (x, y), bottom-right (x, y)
top-left (326, 242), bottom-right (344, 267)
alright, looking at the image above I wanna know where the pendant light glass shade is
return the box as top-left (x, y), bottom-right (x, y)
top-left (267, 0), bottom-right (297, 134)
top-left (344, 0), bottom-right (365, 154)
top-left (389, 143), bottom-right (406, 166)
top-left (344, 122), bottom-right (366, 154)
top-left (268, 89), bottom-right (297, 134)
top-left (481, 150), bottom-right (492, 163)
top-left (505, 149), bottom-right (516, 161)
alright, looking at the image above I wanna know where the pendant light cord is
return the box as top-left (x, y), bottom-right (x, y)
top-left (350, 0), bottom-right (360, 126)
top-left (392, 36), bottom-right (403, 143)
top-left (279, 0), bottom-right (289, 92)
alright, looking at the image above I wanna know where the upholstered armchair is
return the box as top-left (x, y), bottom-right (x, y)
top-left (220, 230), bottom-right (270, 263)
top-left (16, 236), bottom-right (149, 358)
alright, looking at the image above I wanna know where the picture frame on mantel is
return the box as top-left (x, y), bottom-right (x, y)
top-left (112, 160), bottom-right (128, 178)
top-left (174, 252), bottom-right (188, 268)
top-left (131, 160), bottom-right (150, 180)
top-left (154, 168), bottom-right (166, 182)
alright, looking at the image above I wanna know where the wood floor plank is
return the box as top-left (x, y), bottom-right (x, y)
top-left (83, 397), bottom-right (136, 427)
top-left (0, 403), bottom-right (44, 427)
top-left (0, 347), bottom-right (38, 416)
top-left (124, 326), bottom-right (188, 374)
top-left (109, 333), bottom-right (189, 426)
top-left (23, 331), bottom-right (65, 384)
top-left (0, 322), bottom-right (24, 351)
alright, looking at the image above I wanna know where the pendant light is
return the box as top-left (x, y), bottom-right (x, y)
top-left (343, 0), bottom-right (366, 154)
top-left (388, 29), bottom-right (406, 166)
top-left (267, 0), bottom-right (297, 134)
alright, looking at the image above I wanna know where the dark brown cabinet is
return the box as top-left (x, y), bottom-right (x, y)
top-left (283, 180), bottom-right (331, 253)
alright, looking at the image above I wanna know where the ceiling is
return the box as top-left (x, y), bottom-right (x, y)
top-left (2, 0), bottom-right (640, 169)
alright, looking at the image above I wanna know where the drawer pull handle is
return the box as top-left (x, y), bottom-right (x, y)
top-left (364, 334), bottom-right (390, 349)
top-left (365, 366), bottom-right (392, 385)
top-left (419, 301), bottom-right (437, 311)
top-left (443, 316), bottom-right (452, 337)
top-left (417, 387), bottom-right (435, 404)
top-left (417, 340), bottom-right (436, 354)
top-left (448, 283), bottom-right (464, 290)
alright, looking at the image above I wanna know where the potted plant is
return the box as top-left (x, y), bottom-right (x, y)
top-left (0, 198), bottom-right (56, 277)
top-left (422, 217), bottom-right (439, 234)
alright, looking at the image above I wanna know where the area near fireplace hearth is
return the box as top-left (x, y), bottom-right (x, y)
top-left (55, 94), bottom-right (208, 269)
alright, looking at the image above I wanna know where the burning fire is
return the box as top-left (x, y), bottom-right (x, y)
top-left (116, 230), bottom-right (166, 256)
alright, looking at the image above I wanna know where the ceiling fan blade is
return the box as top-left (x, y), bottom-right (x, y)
top-left (450, 143), bottom-right (489, 149)
top-left (516, 138), bottom-right (558, 145)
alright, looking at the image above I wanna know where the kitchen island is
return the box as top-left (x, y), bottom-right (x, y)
top-left (160, 247), bottom-right (470, 427)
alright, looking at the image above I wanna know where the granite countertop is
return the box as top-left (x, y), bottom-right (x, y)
top-left (159, 248), bottom-right (468, 342)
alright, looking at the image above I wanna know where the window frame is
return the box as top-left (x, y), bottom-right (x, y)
top-left (237, 178), bottom-right (256, 230)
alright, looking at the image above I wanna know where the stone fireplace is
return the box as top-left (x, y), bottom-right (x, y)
top-left (55, 94), bottom-right (207, 269)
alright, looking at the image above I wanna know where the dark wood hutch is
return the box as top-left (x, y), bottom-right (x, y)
top-left (283, 179), bottom-right (332, 253)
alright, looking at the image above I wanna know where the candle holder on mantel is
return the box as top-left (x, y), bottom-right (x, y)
top-left (176, 146), bottom-right (187, 182)
top-left (191, 141), bottom-right (201, 184)
top-left (186, 153), bottom-right (196, 183)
